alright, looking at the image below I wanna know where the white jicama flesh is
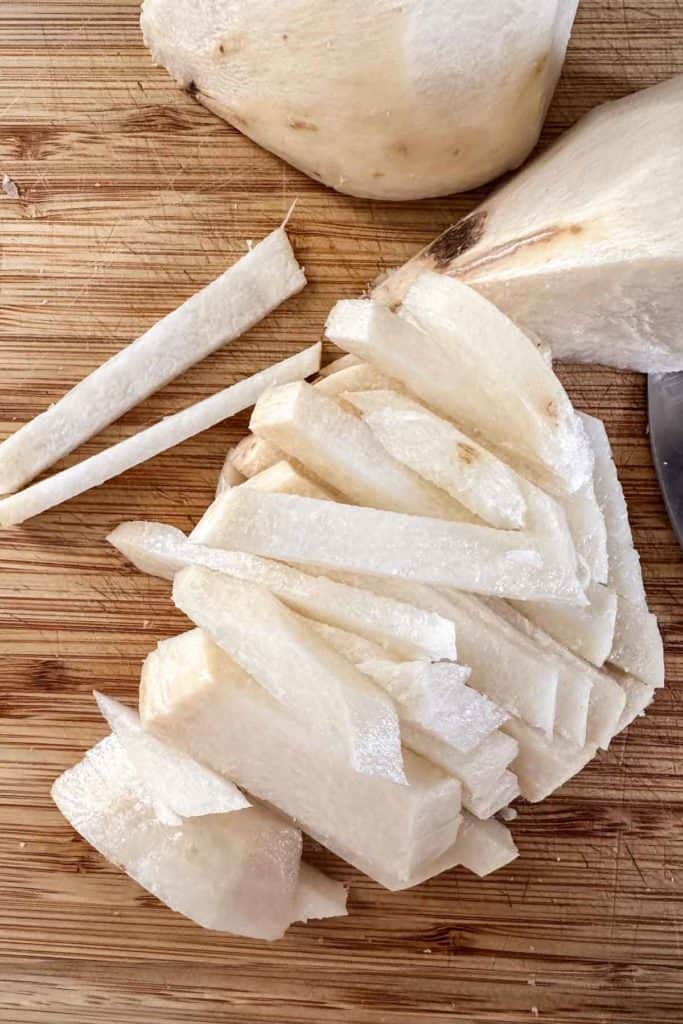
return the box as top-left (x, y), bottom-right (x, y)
top-left (376, 77), bottom-right (683, 372)
top-left (215, 457), bottom-right (245, 497)
top-left (314, 363), bottom-right (396, 400)
top-left (228, 434), bottom-right (282, 478)
top-left (94, 691), bottom-right (250, 825)
top-left (108, 520), bottom-right (457, 661)
top-left (559, 478), bottom-right (609, 584)
top-left (172, 566), bottom-right (406, 784)
top-left (140, 630), bottom-right (462, 890)
top-left (250, 381), bottom-right (471, 521)
top-left (580, 413), bottom-right (648, 606)
top-left (243, 461), bottom-right (334, 500)
top-left (0, 344), bottom-right (321, 527)
top-left (325, 292), bottom-right (591, 496)
top-left (141, 0), bottom-right (577, 201)
top-left (516, 581), bottom-right (618, 668)
top-left (0, 227), bottom-right (305, 495)
top-left (401, 726), bottom-right (518, 798)
top-left (463, 770), bottom-right (520, 821)
top-left (346, 389), bottom-right (527, 529)
top-left (317, 354), bottom-right (361, 377)
top-left (357, 659), bottom-right (508, 755)
top-left (447, 813), bottom-right (518, 879)
top-left (614, 674), bottom-right (656, 734)
top-left (52, 734), bottom-right (304, 939)
top-left (191, 488), bottom-right (586, 604)
top-left (294, 863), bottom-right (348, 923)
top-left (503, 718), bottom-right (597, 803)
top-left (610, 596), bottom-right (665, 689)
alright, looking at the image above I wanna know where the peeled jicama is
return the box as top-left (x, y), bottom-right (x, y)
top-left (141, 0), bottom-right (578, 200)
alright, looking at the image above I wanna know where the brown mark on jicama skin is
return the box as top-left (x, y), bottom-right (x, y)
top-left (455, 442), bottom-right (479, 466)
top-left (289, 118), bottom-right (319, 132)
top-left (426, 211), bottom-right (488, 268)
top-left (216, 34), bottom-right (244, 58)
top-left (453, 222), bottom-right (584, 276)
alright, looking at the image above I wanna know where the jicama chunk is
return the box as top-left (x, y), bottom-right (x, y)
top-left (484, 597), bottom-right (623, 749)
top-left (516, 581), bottom-right (618, 668)
top-left (94, 691), bottom-right (250, 825)
top-left (229, 434), bottom-right (281, 478)
top-left (447, 813), bottom-right (518, 878)
top-left (108, 521), bottom-right (456, 662)
top-left (580, 413), bottom-right (648, 606)
top-left (0, 227), bottom-right (305, 495)
top-left (250, 381), bottom-right (470, 520)
top-left (243, 461), bottom-right (334, 500)
top-left (172, 566), bottom-right (406, 784)
top-left (463, 770), bottom-right (520, 820)
top-left (140, 630), bottom-right (462, 890)
top-left (0, 344), bottom-right (321, 527)
top-left (325, 292), bottom-right (591, 495)
top-left (346, 389), bottom-right (527, 529)
top-left (611, 595), bottom-right (665, 688)
top-left (613, 674), bottom-right (656, 734)
top-left (503, 718), bottom-right (597, 803)
top-left (402, 726), bottom-right (518, 797)
top-left (52, 734), bottom-right (303, 939)
top-left (215, 457), bottom-right (245, 497)
top-left (560, 478), bottom-right (609, 584)
top-left (191, 488), bottom-right (586, 604)
top-left (358, 660), bottom-right (508, 754)
top-left (294, 863), bottom-right (348, 922)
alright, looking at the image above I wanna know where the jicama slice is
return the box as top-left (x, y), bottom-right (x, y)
top-left (503, 718), bottom-right (597, 803)
top-left (52, 733), bottom-right (303, 939)
top-left (325, 292), bottom-right (591, 495)
top-left (610, 595), bottom-right (665, 688)
top-left (560, 478), bottom-right (609, 584)
top-left (108, 521), bottom-right (457, 661)
top-left (94, 691), bottom-right (250, 825)
top-left (307, 620), bottom-right (394, 666)
top-left (580, 413), bottom-right (648, 606)
top-left (358, 659), bottom-right (508, 754)
top-left (484, 597), bottom-right (623, 749)
top-left (228, 433), bottom-right (281, 478)
top-left (243, 461), bottom-right (334, 500)
top-left (314, 362), bottom-right (395, 400)
top-left (140, 630), bottom-right (462, 890)
top-left (0, 227), bottom-right (306, 496)
top-left (317, 353), bottom-right (361, 377)
top-left (346, 389), bottom-right (527, 529)
top-left (172, 566), bottom-right (406, 784)
top-left (401, 726), bottom-right (518, 797)
top-left (191, 488), bottom-right (587, 604)
top-left (463, 770), bottom-right (520, 821)
top-left (0, 344), bottom-right (321, 527)
top-left (250, 381), bottom-right (471, 521)
top-left (516, 581), bottom-right (618, 668)
top-left (294, 863), bottom-right (348, 923)
top-left (613, 674), bottom-right (656, 734)
top-left (215, 457), bottom-right (245, 497)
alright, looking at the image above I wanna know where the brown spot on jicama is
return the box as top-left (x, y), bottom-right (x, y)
top-left (426, 211), bottom-right (488, 268)
top-left (289, 118), bottom-right (319, 132)
top-left (391, 141), bottom-right (410, 157)
top-left (545, 399), bottom-right (559, 421)
top-left (453, 221), bottom-right (585, 275)
top-left (217, 34), bottom-right (243, 58)
top-left (533, 53), bottom-right (549, 77)
top-left (456, 442), bottom-right (478, 466)
top-left (372, 171), bottom-right (386, 179)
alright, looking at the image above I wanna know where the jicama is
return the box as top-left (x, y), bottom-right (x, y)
top-left (560, 477), bottom-right (609, 584)
top-left (294, 863), bottom-right (348, 923)
top-left (614, 674), bottom-right (656, 734)
top-left (317, 354), bottom-right (361, 377)
top-left (346, 389), bottom-right (527, 529)
top-left (228, 433), bottom-right (281, 478)
top-left (52, 733), bottom-right (305, 939)
top-left (250, 381), bottom-right (472, 521)
top-left (446, 813), bottom-right (518, 879)
top-left (0, 227), bottom-right (305, 495)
top-left (191, 488), bottom-right (587, 604)
top-left (172, 566), bottom-right (406, 784)
top-left (401, 725), bottom-right (518, 797)
top-left (242, 461), bottom-right (334, 500)
top-left (215, 457), bottom-right (245, 497)
top-left (0, 344), bottom-right (320, 527)
top-left (516, 581), bottom-right (618, 668)
top-left (503, 718), bottom-right (597, 803)
top-left (108, 521), bottom-right (457, 661)
top-left (140, 630), bottom-right (463, 890)
top-left (610, 595), bottom-right (665, 688)
top-left (94, 691), bottom-right (250, 825)
top-left (325, 285), bottom-right (592, 495)
top-left (463, 770), bottom-right (520, 820)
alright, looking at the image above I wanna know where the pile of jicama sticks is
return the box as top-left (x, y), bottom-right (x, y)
top-left (3, 226), bottom-right (661, 941)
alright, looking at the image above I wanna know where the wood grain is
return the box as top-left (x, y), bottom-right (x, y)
top-left (1, 3), bottom-right (682, 1022)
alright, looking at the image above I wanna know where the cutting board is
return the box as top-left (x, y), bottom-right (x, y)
top-left (1, 3), bottom-right (682, 1022)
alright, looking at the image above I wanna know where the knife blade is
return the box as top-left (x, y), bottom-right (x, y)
top-left (648, 372), bottom-right (683, 550)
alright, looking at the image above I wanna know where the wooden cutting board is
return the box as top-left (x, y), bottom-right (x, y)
top-left (1, 3), bottom-right (682, 1022)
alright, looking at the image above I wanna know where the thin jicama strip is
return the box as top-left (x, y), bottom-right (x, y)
top-left (560, 477), bottom-right (609, 584)
top-left (0, 344), bottom-right (321, 527)
top-left (464, 769), bottom-right (520, 821)
top-left (515, 582), bottom-right (618, 668)
top-left (108, 520), bottom-right (457, 661)
top-left (191, 488), bottom-right (586, 604)
top-left (241, 461), bottom-right (334, 500)
top-left (503, 718), bottom-right (597, 803)
top-left (610, 595), bottom-right (665, 688)
top-left (228, 434), bottom-right (282, 478)
top-left (250, 381), bottom-right (472, 521)
top-left (0, 227), bottom-right (306, 495)
top-left (346, 389), bottom-right (527, 529)
top-left (402, 724), bottom-right (518, 797)
top-left (317, 354), bottom-right (361, 377)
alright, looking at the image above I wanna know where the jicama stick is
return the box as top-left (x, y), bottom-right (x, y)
top-left (242, 461), bottom-right (334, 500)
top-left (141, 629), bottom-right (462, 890)
top-left (346, 389), bottom-right (527, 529)
top-left (52, 733), bottom-right (304, 939)
top-left (613, 674), bottom-right (656, 734)
top-left (463, 769), bottom-right (520, 820)
top-left (503, 718), bottom-right (597, 803)
top-left (250, 381), bottom-right (472, 521)
top-left (94, 692), bottom-right (250, 825)
top-left (515, 581), bottom-right (618, 668)
top-left (0, 227), bottom-right (306, 495)
top-left (228, 433), bottom-right (282, 478)
top-left (317, 354), bottom-right (362, 377)
top-left (610, 595), bottom-right (665, 688)
top-left (560, 477), bottom-right (609, 584)
top-left (172, 566), bottom-right (406, 784)
top-left (314, 362), bottom-right (395, 400)
top-left (215, 457), bottom-right (245, 497)
top-left (325, 289), bottom-right (592, 495)
top-left (445, 813), bottom-right (518, 879)
top-left (191, 488), bottom-right (587, 604)
top-left (108, 521), bottom-right (457, 661)
top-left (0, 344), bottom-right (321, 527)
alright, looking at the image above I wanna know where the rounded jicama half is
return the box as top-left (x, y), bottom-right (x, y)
top-left (141, 0), bottom-right (577, 200)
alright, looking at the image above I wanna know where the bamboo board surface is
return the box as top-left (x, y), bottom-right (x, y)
top-left (1, 3), bottom-right (682, 1022)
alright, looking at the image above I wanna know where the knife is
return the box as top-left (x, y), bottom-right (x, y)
top-left (648, 372), bottom-right (683, 549)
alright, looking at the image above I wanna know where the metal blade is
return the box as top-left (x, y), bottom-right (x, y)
top-left (648, 372), bottom-right (683, 550)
